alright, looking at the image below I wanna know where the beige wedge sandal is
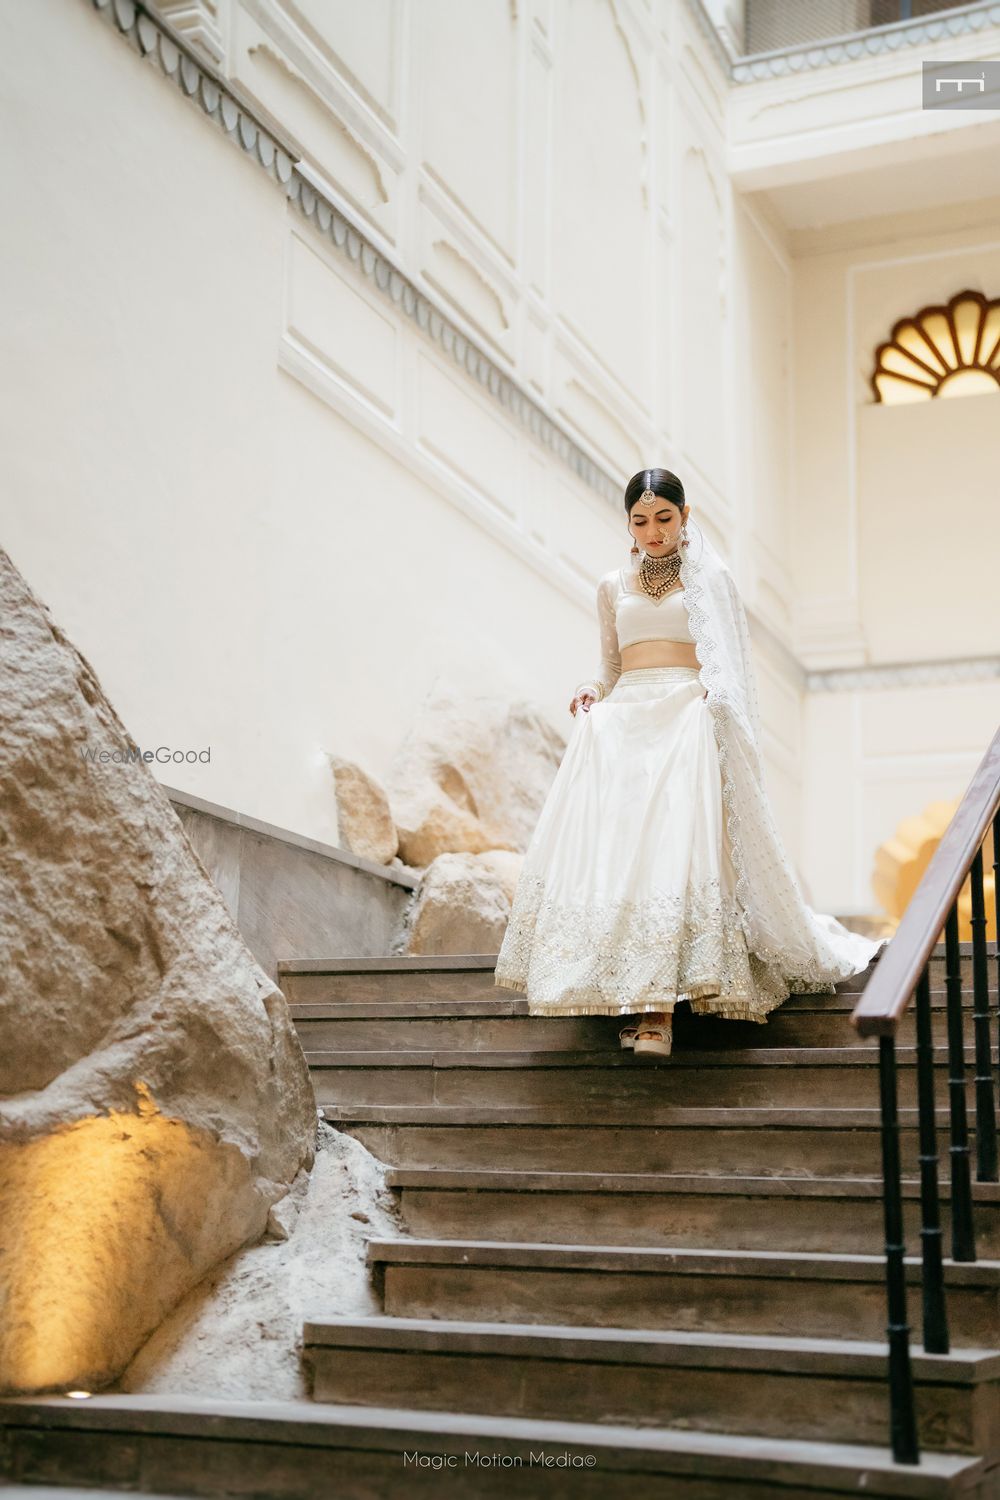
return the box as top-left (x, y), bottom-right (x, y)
top-left (633, 1017), bottom-right (673, 1058)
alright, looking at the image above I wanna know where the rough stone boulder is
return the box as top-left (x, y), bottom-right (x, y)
top-left (395, 849), bottom-right (525, 955)
top-left (0, 549), bottom-right (317, 1396)
top-left (113, 1123), bottom-right (400, 1401)
top-left (329, 754), bottom-right (398, 866)
top-left (385, 682), bottom-right (567, 869)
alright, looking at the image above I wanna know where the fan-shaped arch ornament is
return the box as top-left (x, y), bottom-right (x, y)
top-left (871, 288), bottom-right (1000, 405)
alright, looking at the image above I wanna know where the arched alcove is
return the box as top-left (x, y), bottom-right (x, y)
top-left (871, 288), bottom-right (1000, 404)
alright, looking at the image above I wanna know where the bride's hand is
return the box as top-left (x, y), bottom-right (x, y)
top-left (570, 690), bottom-right (597, 717)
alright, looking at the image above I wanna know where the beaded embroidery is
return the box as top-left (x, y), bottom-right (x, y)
top-left (493, 873), bottom-right (794, 1021)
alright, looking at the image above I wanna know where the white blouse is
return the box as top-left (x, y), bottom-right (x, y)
top-left (576, 566), bottom-right (695, 701)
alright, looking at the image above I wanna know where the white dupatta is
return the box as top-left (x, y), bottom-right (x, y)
top-left (638, 516), bottom-right (886, 998)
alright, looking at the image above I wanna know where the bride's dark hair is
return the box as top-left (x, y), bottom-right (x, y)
top-left (624, 467), bottom-right (685, 515)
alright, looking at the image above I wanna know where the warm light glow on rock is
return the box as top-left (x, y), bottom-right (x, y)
top-left (0, 1082), bottom-right (265, 1394)
top-left (0, 548), bottom-right (317, 1399)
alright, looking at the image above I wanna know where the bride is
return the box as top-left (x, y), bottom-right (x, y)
top-left (494, 466), bottom-right (885, 1058)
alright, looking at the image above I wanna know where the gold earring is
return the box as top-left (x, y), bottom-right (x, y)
top-left (629, 528), bottom-right (639, 557)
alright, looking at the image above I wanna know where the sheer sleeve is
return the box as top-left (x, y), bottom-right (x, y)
top-left (574, 574), bottom-right (621, 701)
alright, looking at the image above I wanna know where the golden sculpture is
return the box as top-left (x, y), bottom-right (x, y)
top-left (873, 798), bottom-right (996, 942)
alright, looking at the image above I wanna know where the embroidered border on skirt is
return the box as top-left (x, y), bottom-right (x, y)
top-left (493, 872), bottom-right (788, 1022)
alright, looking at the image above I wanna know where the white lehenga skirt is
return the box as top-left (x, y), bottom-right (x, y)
top-left (493, 665), bottom-right (781, 1023)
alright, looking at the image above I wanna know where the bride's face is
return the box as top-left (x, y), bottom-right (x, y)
top-left (629, 500), bottom-right (689, 555)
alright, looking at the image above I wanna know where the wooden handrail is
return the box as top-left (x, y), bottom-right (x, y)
top-left (852, 726), bottom-right (1000, 1038)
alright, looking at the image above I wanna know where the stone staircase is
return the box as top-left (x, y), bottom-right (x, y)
top-left (2, 948), bottom-right (998, 1497)
top-left (285, 948), bottom-right (1000, 1498)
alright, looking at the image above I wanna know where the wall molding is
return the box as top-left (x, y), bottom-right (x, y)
top-left (87, 0), bottom-right (998, 702)
top-left (91, 0), bottom-right (622, 512)
top-left (680, 0), bottom-right (738, 77)
top-left (150, 0), bottom-right (222, 64)
top-left (806, 655), bottom-right (1000, 693)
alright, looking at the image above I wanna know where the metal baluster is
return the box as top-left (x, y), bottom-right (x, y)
top-left (970, 847), bottom-right (998, 1180)
top-left (945, 904), bottom-right (976, 1261)
top-left (879, 1033), bottom-right (919, 1463)
top-left (992, 812), bottom-right (1000, 1044)
top-left (915, 963), bottom-right (949, 1351)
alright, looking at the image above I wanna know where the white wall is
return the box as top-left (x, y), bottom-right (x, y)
top-left (0, 0), bottom-right (750, 854)
top-left (790, 199), bottom-right (1000, 910)
top-left (802, 679), bottom-right (1000, 914)
top-left (3, 0), bottom-right (995, 919)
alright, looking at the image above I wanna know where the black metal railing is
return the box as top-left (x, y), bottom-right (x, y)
top-left (852, 727), bottom-right (1000, 1463)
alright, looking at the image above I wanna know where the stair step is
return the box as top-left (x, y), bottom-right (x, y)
top-left (0, 1491), bottom-right (189, 1499)
top-left (279, 946), bottom-right (999, 1489)
top-left (383, 1168), bottom-right (1000, 1255)
top-left (280, 955), bottom-right (503, 971)
top-left (278, 947), bottom-right (983, 1008)
top-left (288, 985), bottom-right (973, 1018)
top-left (290, 997), bottom-right (531, 1019)
top-left (293, 1002), bottom-right (984, 1052)
top-left (279, 947), bottom-right (975, 974)
top-left (288, 988), bottom-right (891, 1013)
top-left (0, 1492), bottom-right (190, 1499)
top-left (289, 989), bottom-right (964, 1017)
top-left (0, 1394), bottom-right (982, 1499)
top-left (303, 1315), bottom-right (1000, 1454)
top-left (308, 1045), bottom-right (996, 1111)
top-left (367, 1237), bottom-right (1000, 1345)
top-left (329, 1106), bottom-right (974, 1177)
top-left (280, 956), bottom-right (505, 1005)
top-left (323, 1103), bottom-right (955, 1127)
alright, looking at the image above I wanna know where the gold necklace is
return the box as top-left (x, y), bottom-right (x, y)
top-left (638, 548), bottom-right (682, 600)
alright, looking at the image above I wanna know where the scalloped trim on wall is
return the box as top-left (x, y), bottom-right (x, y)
top-left (682, 0), bottom-right (1000, 82)
top-left (85, 0), bottom-right (621, 511)
top-left (730, 0), bottom-right (1000, 81)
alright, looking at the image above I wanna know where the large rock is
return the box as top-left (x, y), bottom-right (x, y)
top-left (395, 850), bottom-right (524, 955)
top-left (0, 549), bottom-right (317, 1395)
top-left (113, 1123), bottom-right (400, 1400)
top-left (329, 754), bottom-right (398, 866)
top-left (386, 682), bottom-right (566, 868)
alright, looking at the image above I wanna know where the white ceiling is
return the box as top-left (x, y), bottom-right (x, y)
top-left (745, 121), bottom-right (1000, 233)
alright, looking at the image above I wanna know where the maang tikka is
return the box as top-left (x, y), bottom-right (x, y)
top-left (630, 482), bottom-right (658, 556)
top-left (628, 479), bottom-right (689, 597)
